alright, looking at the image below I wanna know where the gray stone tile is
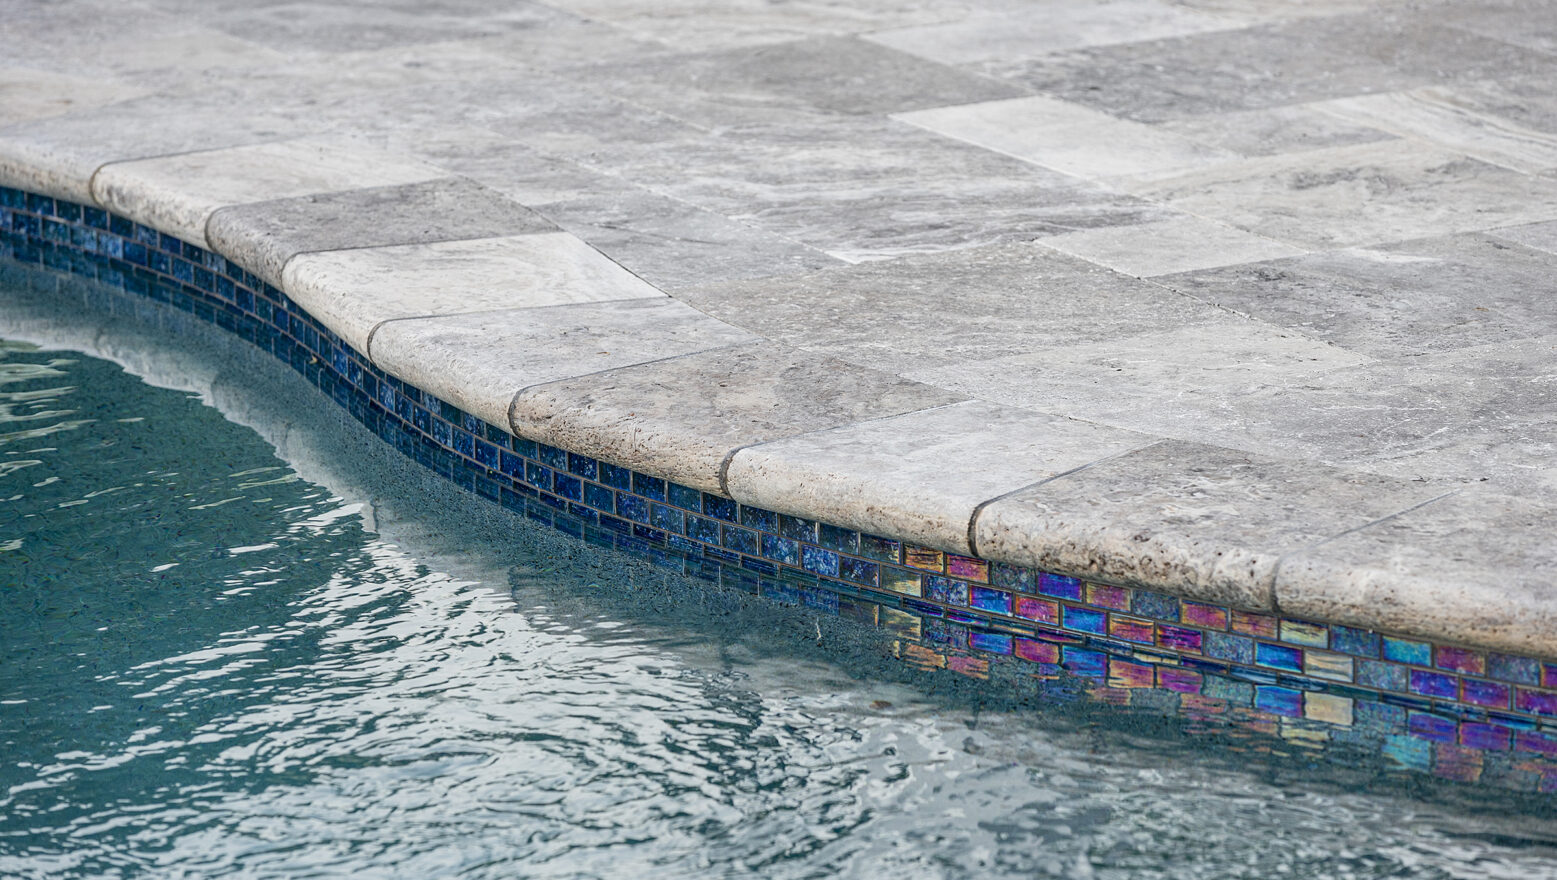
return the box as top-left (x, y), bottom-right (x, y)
top-left (574, 36), bottom-right (1022, 128)
top-left (0, 68), bottom-right (146, 128)
top-left (1312, 87), bottom-right (1557, 174)
top-left (1036, 215), bottom-right (1303, 276)
top-left (592, 117), bottom-right (1173, 261)
top-left (91, 138), bottom-right (447, 246)
top-left (973, 440), bottom-right (1445, 610)
top-left (865, 1), bottom-right (1239, 64)
top-left (205, 1), bottom-right (575, 53)
top-left (1155, 103), bottom-right (1396, 158)
top-left (538, 0), bottom-right (964, 49)
top-left (979, 17), bottom-right (1431, 124)
top-left (895, 94), bottom-right (1236, 180)
top-left (281, 233), bottom-right (666, 351)
top-left (1275, 488), bottom-right (1557, 657)
top-left (1158, 233), bottom-right (1557, 357)
top-left (509, 342), bottom-right (968, 493)
top-left (530, 186), bottom-right (841, 292)
top-left (0, 94), bottom-right (308, 203)
top-left (1430, 0), bottom-right (1557, 57)
top-left (207, 177), bottom-right (557, 288)
top-left (909, 318), bottom-right (1373, 425)
top-left (675, 242), bottom-right (1225, 373)
top-left (367, 299), bottom-right (760, 430)
top-left (1123, 140), bottom-right (1557, 250)
top-left (726, 401), bottom-right (1153, 555)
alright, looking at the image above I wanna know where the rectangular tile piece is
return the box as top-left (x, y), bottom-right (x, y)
top-left (1121, 140), bottom-right (1557, 250)
top-left (367, 299), bottom-right (759, 430)
top-left (1156, 233), bottom-right (1557, 358)
top-left (895, 95), bottom-right (1236, 180)
top-left (725, 400), bottom-right (1152, 556)
top-left (281, 232), bottom-right (666, 352)
top-left (973, 440), bottom-right (1446, 610)
top-left (1275, 489), bottom-right (1557, 658)
top-left (1313, 87), bottom-right (1557, 174)
top-left (90, 138), bottom-right (446, 246)
top-left (0, 68), bottom-right (146, 127)
top-left (206, 177), bottom-right (558, 288)
top-left (509, 341), bottom-right (967, 493)
top-left (1037, 215), bottom-right (1302, 276)
top-left (675, 241), bottom-right (1226, 373)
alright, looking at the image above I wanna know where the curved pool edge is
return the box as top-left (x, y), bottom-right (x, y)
top-left (9, 184), bottom-right (1557, 767)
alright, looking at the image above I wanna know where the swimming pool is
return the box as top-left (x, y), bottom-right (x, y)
top-left (6, 273), bottom-right (1557, 878)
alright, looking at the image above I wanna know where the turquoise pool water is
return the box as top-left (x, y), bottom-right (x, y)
top-left (5, 328), bottom-right (1557, 878)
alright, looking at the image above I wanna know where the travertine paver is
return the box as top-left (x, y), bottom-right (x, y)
top-left (3, 0), bottom-right (1557, 653)
top-left (207, 177), bottom-right (558, 288)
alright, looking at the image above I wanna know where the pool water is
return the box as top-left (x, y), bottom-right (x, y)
top-left (6, 331), bottom-right (1557, 879)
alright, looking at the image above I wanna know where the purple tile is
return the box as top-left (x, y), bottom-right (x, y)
top-left (1461, 678), bottom-right (1511, 710)
top-left (1409, 669), bottom-right (1459, 700)
top-left (1516, 688), bottom-right (1557, 717)
top-left (1408, 711), bottom-right (1458, 743)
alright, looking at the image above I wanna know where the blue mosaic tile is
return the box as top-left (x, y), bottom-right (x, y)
top-left (838, 555), bottom-right (878, 586)
top-left (779, 514), bottom-right (817, 543)
top-left (1491, 653), bottom-right (1542, 685)
top-left (1205, 631), bottom-right (1255, 665)
top-left (801, 545), bottom-right (839, 578)
top-left (926, 576), bottom-right (969, 606)
top-left (667, 482), bottom-right (700, 510)
top-left (1064, 606), bottom-right (1107, 636)
top-left (1384, 636), bottom-right (1432, 666)
top-left (702, 493), bottom-right (737, 523)
top-left (1254, 685), bottom-right (1303, 718)
top-left (969, 586), bottom-right (1011, 616)
top-left (761, 533), bottom-right (801, 567)
top-left (1039, 573), bottom-right (1083, 601)
top-left (817, 523), bottom-right (859, 554)
top-left (740, 505), bottom-right (777, 532)
top-left (1256, 642), bottom-right (1304, 673)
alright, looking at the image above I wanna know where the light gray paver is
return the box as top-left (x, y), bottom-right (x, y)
top-left (1275, 489), bottom-right (1557, 657)
top-left (726, 401), bottom-right (1154, 555)
top-left (1036, 215), bottom-right (1303, 277)
top-left (676, 241), bottom-right (1225, 374)
top-left (510, 342), bottom-right (968, 493)
top-left (0, 68), bottom-right (146, 128)
top-left (90, 139), bottom-right (447, 247)
top-left (206, 177), bottom-right (557, 288)
top-left (281, 233), bottom-right (666, 352)
top-left (368, 299), bottom-right (760, 430)
top-left (974, 440), bottom-right (1448, 611)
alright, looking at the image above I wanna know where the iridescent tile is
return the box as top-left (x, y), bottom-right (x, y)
top-left (1461, 722), bottom-right (1512, 751)
top-left (1462, 678), bottom-right (1511, 710)
top-left (1157, 625), bottom-right (1203, 653)
top-left (1305, 692), bottom-right (1353, 726)
top-left (817, 523), bottom-right (859, 554)
top-left (947, 655), bottom-right (988, 678)
top-left (1064, 646), bottom-right (1107, 679)
top-left (1038, 573), bottom-right (1083, 601)
top-left (1255, 686), bottom-right (1303, 718)
top-left (969, 586), bottom-right (1011, 615)
top-left (947, 554), bottom-right (989, 583)
top-left (1255, 642), bottom-right (1303, 673)
top-left (1382, 636), bottom-right (1432, 666)
top-left (800, 545), bottom-right (840, 578)
top-left (1014, 596), bottom-right (1059, 624)
top-left (1131, 590), bottom-right (1180, 622)
top-left (858, 534), bottom-right (901, 563)
top-left (1489, 652), bottom-right (1541, 685)
top-left (1108, 616), bottom-right (1154, 644)
top-left (1205, 632), bottom-right (1255, 665)
top-left (1331, 625), bottom-right (1380, 658)
top-left (1357, 659), bottom-right (1407, 692)
top-left (1355, 701), bottom-right (1407, 733)
top-left (1279, 619), bottom-right (1328, 649)
top-left (904, 545), bottom-right (945, 572)
top-left (880, 568), bottom-right (923, 597)
top-left (1516, 730), bottom-right (1557, 757)
top-left (970, 632), bottom-right (1012, 655)
top-left (1383, 734), bottom-right (1432, 770)
top-left (1517, 688), bottom-right (1557, 717)
top-left (1544, 664), bottom-right (1557, 689)
top-left (1157, 667), bottom-right (1202, 694)
top-left (880, 608), bottom-right (921, 639)
top-left (1108, 658), bottom-right (1155, 689)
top-left (926, 576), bottom-right (969, 605)
top-left (1202, 676), bottom-right (1253, 705)
top-left (740, 505), bottom-right (777, 532)
top-left (1015, 638), bottom-right (1060, 664)
top-left (838, 556), bottom-right (879, 586)
top-left (1304, 650), bottom-right (1353, 683)
top-left (1435, 646), bottom-right (1485, 676)
top-left (1409, 669), bottom-right (1458, 700)
top-left (1086, 582), bottom-right (1131, 610)
top-left (1182, 602), bottom-right (1228, 630)
top-left (991, 562), bottom-right (1035, 594)
top-left (761, 533), bottom-right (801, 566)
top-left (1230, 610), bottom-right (1277, 639)
top-left (1063, 606), bottom-right (1107, 635)
top-left (1408, 711), bottom-right (1457, 743)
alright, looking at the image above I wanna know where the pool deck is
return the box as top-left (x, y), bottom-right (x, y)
top-left (3, 0), bottom-right (1557, 656)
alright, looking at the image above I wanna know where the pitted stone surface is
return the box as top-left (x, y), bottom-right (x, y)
top-left (5, 0), bottom-right (1557, 653)
top-left (510, 342), bottom-right (968, 493)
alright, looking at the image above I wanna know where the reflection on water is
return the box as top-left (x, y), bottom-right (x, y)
top-left (5, 339), bottom-right (1557, 879)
